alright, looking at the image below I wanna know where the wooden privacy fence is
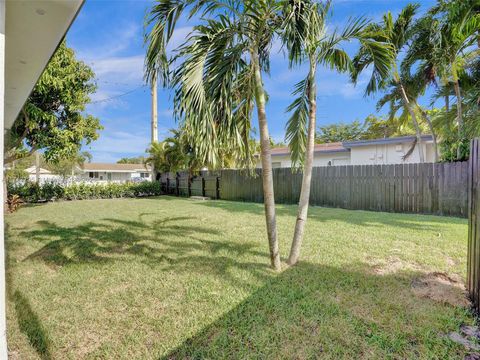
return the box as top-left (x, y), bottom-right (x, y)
top-left (160, 172), bottom-right (220, 199)
top-left (160, 161), bottom-right (468, 217)
top-left (221, 162), bottom-right (468, 217)
top-left (468, 138), bottom-right (480, 313)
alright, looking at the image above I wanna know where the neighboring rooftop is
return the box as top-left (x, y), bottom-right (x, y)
top-left (82, 163), bottom-right (150, 172)
top-left (25, 166), bottom-right (52, 175)
top-left (343, 135), bottom-right (433, 148)
top-left (270, 135), bottom-right (434, 156)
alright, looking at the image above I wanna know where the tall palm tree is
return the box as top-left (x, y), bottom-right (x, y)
top-left (282, 0), bottom-right (371, 265)
top-left (401, 14), bottom-right (443, 162)
top-left (352, 4), bottom-right (426, 162)
top-left (145, 0), bottom-right (283, 270)
top-left (427, 0), bottom-right (480, 159)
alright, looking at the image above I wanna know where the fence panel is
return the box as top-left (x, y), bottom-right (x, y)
top-left (159, 161), bottom-right (468, 217)
top-left (468, 139), bottom-right (480, 312)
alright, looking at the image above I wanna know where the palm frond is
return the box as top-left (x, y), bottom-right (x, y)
top-left (285, 77), bottom-right (309, 168)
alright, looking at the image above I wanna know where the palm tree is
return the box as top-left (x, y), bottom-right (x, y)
top-left (146, 129), bottom-right (202, 174)
top-left (426, 0), bottom-right (480, 159)
top-left (352, 4), bottom-right (426, 162)
top-left (145, 0), bottom-right (283, 270)
top-left (282, 0), bottom-right (370, 265)
top-left (170, 1), bottom-right (283, 270)
top-left (401, 15), bottom-right (443, 162)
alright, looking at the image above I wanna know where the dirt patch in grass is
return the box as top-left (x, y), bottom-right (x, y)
top-left (370, 256), bottom-right (422, 275)
top-left (411, 272), bottom-right (470, 307)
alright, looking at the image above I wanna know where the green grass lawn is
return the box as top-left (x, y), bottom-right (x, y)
top-left (5, 197), bottom-right (474, 359)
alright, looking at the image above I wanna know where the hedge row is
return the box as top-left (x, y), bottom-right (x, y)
top-left (8, 181), bottom-right (163, 203)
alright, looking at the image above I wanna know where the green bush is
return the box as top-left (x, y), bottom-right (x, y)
top-left (7, 181), bottom-right (162, 203)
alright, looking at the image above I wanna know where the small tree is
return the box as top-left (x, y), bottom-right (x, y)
top-left (316, 121), bottom-right (365, 143)
top-left (6, 41), bottom-right (102, 165)
top-left (46, 151), bottom-right (92, 179)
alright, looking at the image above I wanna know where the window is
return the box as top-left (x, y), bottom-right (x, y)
top-left (89, 172), bottom-right (99, 179)
top-left (140, 172), bottom-right (150, 178)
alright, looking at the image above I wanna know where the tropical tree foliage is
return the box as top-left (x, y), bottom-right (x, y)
top-left (316, 121), bottom-right (365, 143)
top-left (404, 0), bottom-right (480, 160)
top-left (117, 156), bottom-right (147, 164)
top-left (6, 41), bottom-right (101, 165)
top-left (46, 151), bottom-right (92, 178)
top-left (352, 4), bottom-right (429, 163)
top-left (146, 129), bottom-right (203, 174)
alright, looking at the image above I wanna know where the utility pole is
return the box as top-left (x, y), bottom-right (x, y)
top-left (151, 71), bottom-right (158, 182)
top-left (151, 72), bottom-right (158, 143)
top-left (35, 151), bottom-right (40, 184)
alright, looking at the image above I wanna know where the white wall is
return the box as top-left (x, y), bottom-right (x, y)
top-left (257, 141), bottom-right (435, 168)
top-left (0, 1), bottom-right (7, 357)
top-left (258, 152), bottom-right (351, 168)
top-left (350, 142), bottom-right (435, 165)
top-left (77, 171), bottom-right (151, 183)
top-left (28, 173), bottom-right (62, 184)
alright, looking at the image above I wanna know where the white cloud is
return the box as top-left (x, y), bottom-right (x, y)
top-left (77, 23), bottom-right (140, 60)
top-left (89, 131), bottom-right (150, 154)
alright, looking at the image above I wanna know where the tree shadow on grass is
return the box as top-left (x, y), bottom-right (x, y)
top-left (163, 262), bottom-right (470, 359)
top-left (12, 290), bottom-right (52, 360)
top-left (19, 216), bottom-right (272, 291)
top-left (6, 224), bottom-right (52, 360)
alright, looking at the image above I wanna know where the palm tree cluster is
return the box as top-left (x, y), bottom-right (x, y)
top-left (366, 0), bottom-right (480, 162)
top-left (145, 0), bottom-right (479, 269)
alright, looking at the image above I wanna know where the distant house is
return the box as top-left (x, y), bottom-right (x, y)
top-left (79, 163), bottom-right (152, 183)
top-left (24, 166), bottom-right (61, 183)
top-left (258, 135), bottom-right (436, 168)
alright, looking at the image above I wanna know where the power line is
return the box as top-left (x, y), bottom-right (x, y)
top-left (89, 85), bottom-right (148, 104)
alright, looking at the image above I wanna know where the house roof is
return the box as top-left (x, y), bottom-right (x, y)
top-left (268, 135), bottom-right (434, 157)
top-left (25, 166), bottom-right (52, 175)
top-left (271, 142), bottom-right (348, 156)
top-left (82, 163), bottom-right (151, 173)
top-left (5, 0), bottom-right (85, 128)
top-left (343, 135), bottom-right (434, 148)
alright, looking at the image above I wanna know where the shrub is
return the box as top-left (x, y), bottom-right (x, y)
top-left (7, 194), bottom-right (24, 213)
top-left (7, 181), bottom-right (163, 203)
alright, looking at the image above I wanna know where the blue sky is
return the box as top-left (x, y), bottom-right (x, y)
top-left (67, 0), bottom-right (436, 163)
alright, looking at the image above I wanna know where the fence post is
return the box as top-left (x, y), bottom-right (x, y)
top-left (202, 176), bottom-right (206, 197)
top-left (188, 176), bottom-right (192, 197)
top-left (175, 175), bottom-right (179, 197)
top-left (166, 177), bottom-right (170, 194)
top-left (216, 176), bottom-right (220, 199)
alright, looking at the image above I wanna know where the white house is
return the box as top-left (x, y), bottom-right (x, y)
top-left (25, 166), bottom-right (61, 183)
top-left (1, 0), bottom-right (85, 355)
top-left (79, 163), bottom-right (152, 183)
top-left (258, 135), bottom-right (436, 168)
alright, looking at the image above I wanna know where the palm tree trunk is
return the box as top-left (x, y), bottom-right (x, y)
top-left (287, 60), bottom-right (316, 266)
top-left (151, 71), bottom-right (158, 182)
top-left (398, 83), bottom-right (425, 163)
top-left (453, 79), bottom-right (463, 160)
top-left (415, 102), bottom-right (439, 162)
top-left (251, 48), bottom-right (281, 271)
